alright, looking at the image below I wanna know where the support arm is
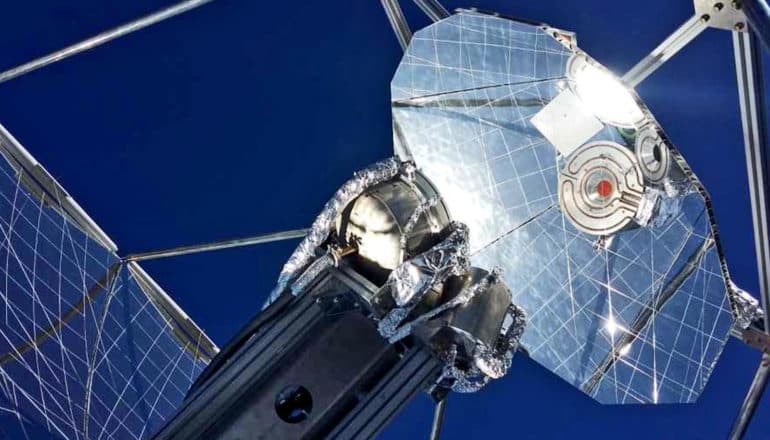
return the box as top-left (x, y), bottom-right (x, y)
top-left (728, 29), bottom-right (770, 440)
top-left (623, 14), bottom-right (709, 87)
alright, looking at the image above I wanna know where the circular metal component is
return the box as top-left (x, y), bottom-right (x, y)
top-left (566, 53), bottom-right (647, 128)
top-left (558, 142), bottom-right (646, 235)
top-left (635, 126), bottom-right (670, 183)
top-left (335, 172), bottom-right (450, 273)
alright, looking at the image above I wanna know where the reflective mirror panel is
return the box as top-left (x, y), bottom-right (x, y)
top-left (391, 12), bottom-right (737, 404)
top-left (0, 146), bottom-right (213, 438)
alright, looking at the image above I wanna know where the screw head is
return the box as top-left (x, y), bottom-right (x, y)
top-left (714, 2), bottom-right (724, 11)
top-left (700, 14), bottom-right (711, 23)
top-left (733, 0), bottom-right (742, 10)
top-left (735, 22), bottom-right (746, 31)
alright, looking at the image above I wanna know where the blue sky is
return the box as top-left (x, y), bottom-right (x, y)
top-left (0, 0), bottom-right (768, 438)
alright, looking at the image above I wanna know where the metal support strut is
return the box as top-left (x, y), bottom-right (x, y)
top-left (623, 14), bottom-right (709, 87)
top-left (0, 0), bottom-right (216, 85)
top-left (728, 29), bottom-right (770, 440)
top-left (380, 0), bottom-right (449, 51)
top-left (743, 0), bottom-right (770, 49)
top-left (429, 397), bottom-right (447, 440)
top-left (122, 228), bottom-right (308, 262)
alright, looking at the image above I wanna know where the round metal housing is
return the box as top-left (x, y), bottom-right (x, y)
top-left (635, 126), bottom-right (670, 183)
top-left (335, 172), bottom-right (450, 276)
top-left (558, 141), bottom-right (646, 235)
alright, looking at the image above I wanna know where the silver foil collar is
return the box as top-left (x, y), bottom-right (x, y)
top-left (730, 281), bottom-right (764, 330)
top-left (378, 222), bottom-right (471, 338)
top-left (266, 158), bottom-right (401, 305)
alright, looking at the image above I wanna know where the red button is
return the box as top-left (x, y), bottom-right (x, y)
top-left (596, 179), bottom-right (613, 198)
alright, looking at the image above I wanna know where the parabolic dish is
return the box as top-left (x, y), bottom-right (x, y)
top-left (391, 11), bottom-right (740, 404)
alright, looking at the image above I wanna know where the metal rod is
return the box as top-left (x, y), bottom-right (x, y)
top-left (734, 30), bottom-right (770, 332)
top-left (743, 0), bottom-right (770, 50)
top-left (0, 0), bottom-right (216, 85)
top-left (122, 228), bottom-right (308, 262)
top-left (622, 14), bottom-right (709, 87)
top-left (412, 0), bottom-right (450, 22)
top-left (728, 29), bottom-right (770, 440)
top-left (429, 397), bottom-right (447, 440)
top-left (381, 0), bottom-right (413, 51)
top-left (729, 354), bottom-right (770, 440)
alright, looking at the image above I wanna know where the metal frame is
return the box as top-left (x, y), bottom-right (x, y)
top-left (728, 27), bottom-right (770, 440)
top-left (380, 0), bottom-right (449, 51)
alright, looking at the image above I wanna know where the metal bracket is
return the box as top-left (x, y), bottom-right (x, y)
top-left (694, 0), bottom-right (748, 31)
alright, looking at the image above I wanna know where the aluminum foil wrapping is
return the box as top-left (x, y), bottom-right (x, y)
top-left (385, 268), bottom-right (497, 343)
top-left (289, 252), bottom-right (337, 295)
top-left (399, 196), bottom-right (440, 252)
top-left (730, 281), bottom-right (764, 330)
top-left (436, 297), bottom-right (526, 393)
top-left (378, 222), bottom-right (470, 338)
top-left (634, 188), bottom-right (659, 228)
top-left (265, 158), bottom-right (401, 305)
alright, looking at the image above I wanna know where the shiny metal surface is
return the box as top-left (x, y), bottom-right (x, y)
top-left (693, 0), bottom-right (748, 31)
top-left (729, 28), bottom-right (770, 439)
top-left (391, 12), bottom-right (738, 404)
top-left (558, 141), bottom-right (645, 235)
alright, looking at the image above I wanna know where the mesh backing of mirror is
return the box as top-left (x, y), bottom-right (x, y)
top-left (0, 149), bottom-right (211, 439)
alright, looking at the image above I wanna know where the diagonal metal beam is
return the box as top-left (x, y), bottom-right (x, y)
top-left (730, 354), bottom-right (770, 440)
top-left (381, 0), bottom-right (413, 51)
top-left (734, 30), bottom-right (770, 331)
top-left (0, 0), bottom-right (216, 85)
top-left (623, 14), bottom-right (709, 87)
top-left (413, 0), bottom-right (450, 22)
top-left (728, 28), bottom-right (770, 440)
top-left (743, 0), bottom-right (770, 50)
top-left (122, 228), bottom-right (308, 262)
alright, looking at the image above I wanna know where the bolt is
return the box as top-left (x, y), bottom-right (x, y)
top-left (735, 22), bottom-right (746, 31)
top-left (700, 14), bottom-right (711, 23)
top-left (733, 0), bottom-right (742, 10)
top-left (714, 2), bottom-right (724, 11)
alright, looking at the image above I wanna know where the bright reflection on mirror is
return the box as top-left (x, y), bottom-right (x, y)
top-left (568, 53), bottom-right (646, 128)
top-left (391, 12), bottom-right (738, 405)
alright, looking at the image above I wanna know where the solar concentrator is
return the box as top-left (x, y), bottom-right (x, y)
top-left (0, 0), bottom-right (768, 439)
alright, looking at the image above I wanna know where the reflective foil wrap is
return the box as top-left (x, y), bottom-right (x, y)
top-left (290, 252), bottom-right (337, 295)
top-left (379, 222), bottom-right (471, 338)
top-left (435, 299), bottom-right (526, 393)
top-left (266, 158), bottom-right (401, 304)
top-left (731, 282), bottom-right (764, 330)
top-left (400, 196), bottom-right (440, 251)
top-left (387, 267), bottom-right (498, 343)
